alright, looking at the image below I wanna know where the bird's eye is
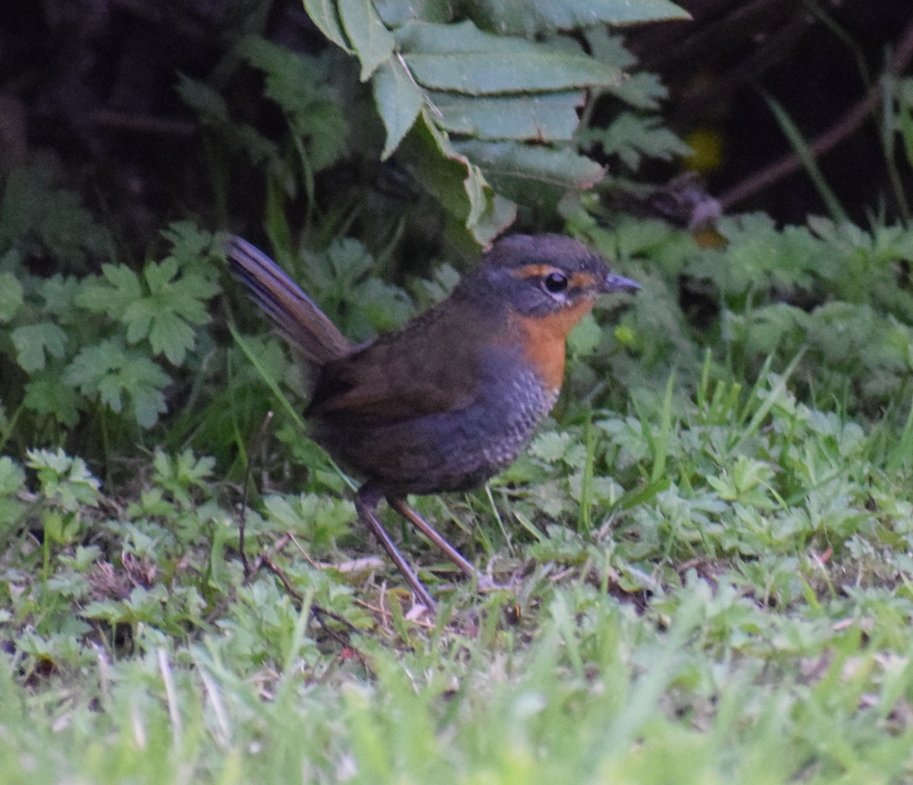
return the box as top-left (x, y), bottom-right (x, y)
top-left (543, 272), bottom-right (568, 294)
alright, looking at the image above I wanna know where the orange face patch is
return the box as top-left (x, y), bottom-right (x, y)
top-left (512, 298), bottom-right (596, 390)
top-left (568, 271), bottom-right (599, 291)
top-left (509, 264), bottom-right (561, 280)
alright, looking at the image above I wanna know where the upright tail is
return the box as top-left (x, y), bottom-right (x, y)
top-left (226, 236), bottom-right (351, 365)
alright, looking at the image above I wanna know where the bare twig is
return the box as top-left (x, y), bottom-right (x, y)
top-left (239, 411), bottom-right (274, 581)
top-left (719, 12), bottom-right (913, 211)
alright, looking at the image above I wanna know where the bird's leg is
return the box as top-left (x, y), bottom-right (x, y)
top-left (355, 483), bottom-right (436, 611)
top-left (387, 496), bottom-right (487, 586)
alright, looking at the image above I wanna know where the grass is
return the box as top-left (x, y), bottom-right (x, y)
top-left (2, 362), bottom-right (913, 784)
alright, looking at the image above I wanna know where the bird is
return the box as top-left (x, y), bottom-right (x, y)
top-left (226, 233), bottom-right (639, 610)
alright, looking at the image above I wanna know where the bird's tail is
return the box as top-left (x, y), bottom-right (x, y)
top-left (226, 236), bottom-right (350, 365)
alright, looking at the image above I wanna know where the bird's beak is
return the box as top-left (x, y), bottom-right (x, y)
top-left (603, 273), bottom-right (641, 293)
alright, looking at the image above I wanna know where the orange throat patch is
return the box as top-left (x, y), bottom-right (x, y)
top-left (515, 298), bottom-right (596, 391)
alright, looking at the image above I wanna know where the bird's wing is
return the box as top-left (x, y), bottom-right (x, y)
top-left (307, 304), bottom-right (492, 419)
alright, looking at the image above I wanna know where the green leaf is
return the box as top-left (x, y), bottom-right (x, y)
top-left (0, 163), bottom-right (109, 262)
top-left (239, 38), bottom-right (349, 172)
top-left (26, 448), bottom-right (100, 511)
top-left (11, 322), bottom-right (68, 372)
top-left (303, 0), bottom-right (353, 52)
top-left (338, 0), bottom-right (396, 80)
top-left (468, 0), bottom-right (690, 36)
top-left (431, 91), bottom-right (584, 140)
top-left (23, 375), bottom-right (82, 426)
top-left (398, 21), bottom-right (620, 95)
top-left (373, 56), bottom-right (425, 159)
top-left (530, 430), bottom-right (573, 463)
top-left (0, 456), bottom-right (24, 496)
top-left (454, 140), bottom-right (605, 189)
top-left (78, 256), bottom-right (217, 366)
top-left (608, 71), bottom-right (669, 110)
top-left (400, 111), bottom-right (517, 245)
top-left (0, 456), bottom-right (25, 527)
top-left (176, 75), bottom-right (279, 167)
top-left (0, 271), bottom-right (22, 321)
top-left (40, 274), bottom-right (82, 321)
top-left (298, 238), bottom-right (415, 339)
top-left (568, 312), bottom-right (603, 355)
top-left (75, 263), bottom-right (142, 319)
top-left (139, 258), bottom-right (217, 364)
top-left (579, 113), bottom-right (690, 170)
top-left (160, 222), bottom-right (217, 274)
top-left (764, 92), bottom-right (848, 224)
top-left (63, 338), bottom-right (171, 427)
top-left (262, 493), bottom-right (354, 550)
top-left (374, 0), bottom-right (453, 26)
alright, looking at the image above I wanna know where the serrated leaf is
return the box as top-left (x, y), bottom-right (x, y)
top-left (297, 238), bottom-right (415, 339)
top-left (239, 38), bottom-right (349, 171)
top-left (470, 0), bottom-right (690, 36)
top-left (82, 256), bottom-right (217, 366)
top-left (124, 302), bottom-right (196, 365)
top-left (530, 430), bottom-right (573, 463)
top-left (0, 271), bottom-right (22, 321)
top-left (160, 222), bottom-right (216, 271)
top-left (608, 71), bottom-right (669, 110)
top-left (11, 322), bottom-right (68, 372)
top-left (41, 274), bottom-right (81, 320)
top-left (303, 0), bottom-right (353, 52)
top-left (568, 312), bottom-right (603, 355)
top-left (26, 448), bottom-right (100, 511)
top-left (583, 28), bottom-right (637, 69)
top-left (399, 20), bottom-right (620, 95)
top-left (579, 113), bottom-right (689, 169)
top-left (75, 264), bottom-right (141, 318)
top-left (0, 163), bottom-right (109, 262)
top-left (0, 456), bottom-right (25, 496)
top-left (400, 111), bottom-right (517, 245)
top-left (262, 493), bottom-right (354, 550)
top-left (373, 56), bottom-right (425, 158)
top-left (431, 91), bottom-right (584, 141)
top-left (63, 338), bottom-right (170, 427)
top-left (23, 375), bottom-right (82, 426)
top-left (177, 74), bottom-right (279, 167)
top-left (339, 0), bottom-right (396, 80)
top-left (455, 140), bottom-right (605, 189)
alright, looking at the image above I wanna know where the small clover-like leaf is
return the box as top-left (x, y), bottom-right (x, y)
top-left (11, 322), bottom-right (68, 372)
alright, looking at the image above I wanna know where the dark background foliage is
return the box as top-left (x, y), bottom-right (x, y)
top-left (3, 0), bottom-right (912, 261)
